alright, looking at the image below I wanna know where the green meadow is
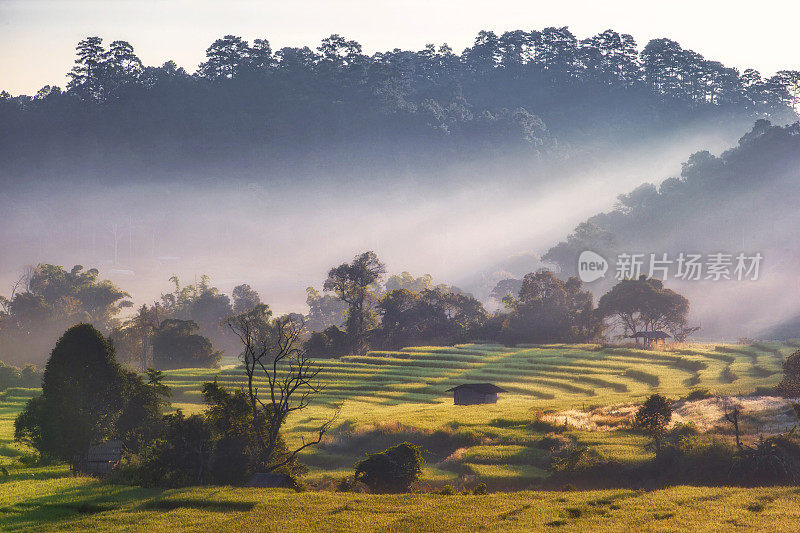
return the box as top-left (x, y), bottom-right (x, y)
top-left (0, 341), bottom-right (796, 530)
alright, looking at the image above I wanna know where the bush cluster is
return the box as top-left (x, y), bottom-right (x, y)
top-left (116, 380), bottom-right (304, 487)
top-left (354, 442), bottom-right (423, 493)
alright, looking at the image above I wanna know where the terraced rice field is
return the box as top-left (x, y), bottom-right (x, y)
top-left (0, 341), bottom-right (795, 488)
top-left (152, 341), bottom-right (796, 486)
top-left (164, 342), bottom-right (793, 412)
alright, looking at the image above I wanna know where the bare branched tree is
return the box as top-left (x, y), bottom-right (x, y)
top-left (669, 325), bottom-right (701, 343)
top-left (227, 304), bottom-right (337, 472)
top-left (723, 400), bottom-right (743, 449)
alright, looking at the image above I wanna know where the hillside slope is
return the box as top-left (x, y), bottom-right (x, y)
top-left (544, 120), bottom-right (800, 338)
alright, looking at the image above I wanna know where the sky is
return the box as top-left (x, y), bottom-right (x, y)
top-left (1, 0), bottom-right (799, 95)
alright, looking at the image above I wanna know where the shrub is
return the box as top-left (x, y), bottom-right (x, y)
top-left (336, 476), bottom-right (352, 492)
top-left (115, 370), bottom-right (172, 453)
top-left (473, 482), bottom-right (488, 495)
top-left (120, 381), bottom-right (304, 487)
top-left (126, 411), bottom-right (212, 487)
top-left (354, 442), bottom-right (423, 493)
top-left (551, 445), bottom-right (607, 473)
top-left (653, 435), bottom-right (735, 485)
top-left (336, 475), bottom-right (366, 492)
top-left (720, 366), bottom-right (739, 383)
top-left (439, 484), bottom-right (455, 495)
top-left (538, 432), bottom-right (572, 452)
top-left (633, 394), bottom-right (672, 450)
top-left (730, 434), bottom-right (800, 486)
top-left (304, 326), bottom-right (349, 359)
top-left (528, 412), bottom-right (563, 433)
top-left (152, 319), bottom-right (220, 369)
top-left (649, 431), bottom-right (800, 487)
top-left (668, 422), bottom-right (699, 439)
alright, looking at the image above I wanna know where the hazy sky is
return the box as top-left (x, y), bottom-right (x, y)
top-left (1, 0), bottom-right (799, 95)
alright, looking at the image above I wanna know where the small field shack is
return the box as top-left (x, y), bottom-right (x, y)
top-left (76, 440), bottom-right (123, 475)
top-left (446, 383), bottom-right (507, 405)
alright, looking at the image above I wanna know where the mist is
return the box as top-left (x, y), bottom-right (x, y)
top-left (0, 121), bottom-right (746, 318)
top-left (3, 23), bottom-right (797, 340)
top-left (548, 121), bottom-right (800, 340)
top-left (635, 173), bottom-right (800, 340)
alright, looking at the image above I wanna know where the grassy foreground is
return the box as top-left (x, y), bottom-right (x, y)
top-left (2, 475), bottom-right (800, 532)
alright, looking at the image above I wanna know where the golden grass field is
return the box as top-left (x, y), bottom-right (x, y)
top-left (2, 474), bottom-right (800, 532)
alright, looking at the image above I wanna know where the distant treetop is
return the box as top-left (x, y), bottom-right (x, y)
top-left (1, 28), bottom-right (797, 180)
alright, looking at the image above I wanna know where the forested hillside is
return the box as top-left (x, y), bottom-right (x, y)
top-left (544, 120), bottom-right (800, 338)
top-left (1, 29), bottom-right (798, 182)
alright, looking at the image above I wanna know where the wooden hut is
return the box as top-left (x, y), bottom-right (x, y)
top-left (630, 330), bottom-right (671, 348)
top-left (445, 383), bottom-right (507, 405)
top-left (77, 440), bottom-right (123, 475)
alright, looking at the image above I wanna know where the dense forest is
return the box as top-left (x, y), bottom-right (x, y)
top-left (1, 28), bottom-right (798, 182)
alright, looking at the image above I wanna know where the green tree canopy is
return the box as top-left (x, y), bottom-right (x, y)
top-left (376, 287), bottom-right (487, 348)
top-left (304, 286), bottom-right (346, 332)
top-left (13, 325), bottom-right (138, 462)
top-left (151, 319), bottom-right (220, 370)
top-left (232, 284), bottom-right (262, 315)
top-left (0, 264), bottom-right (131, 366)
top-left (499, 271), bottom-right (598, 345)
top-left (324, 251), bottom-right (386, 354)
top-left (597, 275), bottom-right (689, 344)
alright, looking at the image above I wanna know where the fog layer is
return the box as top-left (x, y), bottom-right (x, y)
top-left (0, 124), bottom-right (743, 318)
